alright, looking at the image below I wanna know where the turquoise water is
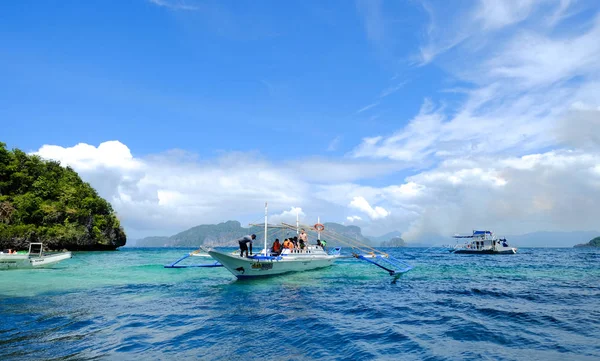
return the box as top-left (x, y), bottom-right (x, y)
top-left (1, 248), bottom-right (599, 360)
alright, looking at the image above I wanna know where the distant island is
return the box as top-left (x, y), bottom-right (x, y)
top-left (135, 221), bottom-right (405, 248)
top-left (0, 142), bottom-right (126, 251)
top-left (574, 237), bottom-right (600, 248)
top-left (381, 236), bottom-right (406, 247)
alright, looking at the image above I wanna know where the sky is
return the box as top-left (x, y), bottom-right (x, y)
top-left (2, 0), bottom-right (600, 241)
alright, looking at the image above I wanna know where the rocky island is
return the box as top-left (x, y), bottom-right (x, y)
top-left (574, 237), bottom-right (600, 248)
top-left (0, 142), bottom-right (126, 251)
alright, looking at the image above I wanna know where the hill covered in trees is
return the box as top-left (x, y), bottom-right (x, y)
top-left (0, 142), bottom-right (126, 251)
top-left (574, 237), bottom-right (600, 248)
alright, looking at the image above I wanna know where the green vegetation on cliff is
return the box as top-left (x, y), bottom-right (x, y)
top-left (574, 236), bottom-right (600, 248)
top-left (0, 142), bottom-right (126, 250)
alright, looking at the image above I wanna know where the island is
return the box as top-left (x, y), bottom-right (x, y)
top-left (0, 142), bottom-right (126, 251)
top-left (574, 237), bottom-right (600, 248)
top-left (381, 236), bottom-right (406, 247)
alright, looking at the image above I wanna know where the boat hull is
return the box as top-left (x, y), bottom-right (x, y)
top-left (453, 248), bottom-right (517, 254)
top-left (0, 252), bottom-right (72, 270)
top-left (208, 250), bottom-right (337, 278)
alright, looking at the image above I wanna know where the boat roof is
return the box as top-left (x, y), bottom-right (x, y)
top-left (453, 230), bottom-right (493, 238)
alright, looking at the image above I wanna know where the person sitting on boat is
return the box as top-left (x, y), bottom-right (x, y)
top-left (283, 238), bottom-right (294, 250)
top-left (236, 234), bottom-right (255, 257)
top-left (272, 238), bottom-right (282, 255)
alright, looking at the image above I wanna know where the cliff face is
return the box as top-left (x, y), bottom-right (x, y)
top-left (0, 142), bottom-right (126, 251)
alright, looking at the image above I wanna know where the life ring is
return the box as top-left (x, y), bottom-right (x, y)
top-left (314, 223), bottom-right (325, 232)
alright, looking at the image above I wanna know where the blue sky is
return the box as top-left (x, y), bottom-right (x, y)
top-left (2, 0), bottom-right (600, 242)
top-left (2, 0), bottom-right (437, 158)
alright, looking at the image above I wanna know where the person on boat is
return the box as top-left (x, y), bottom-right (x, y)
top-left (283, 238), bottom-right (294, 250)
top-left (236, 234), bottom-right (255, 257)
top-left (320, 239), bottom-right (327, 250)
top-left (299, 229), bottom-right (308, 248)
top-left (272, 238), bottom-right (282, 255)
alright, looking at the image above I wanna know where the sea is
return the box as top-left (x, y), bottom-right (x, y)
top-left (1, 247), bottom-right (599, 360)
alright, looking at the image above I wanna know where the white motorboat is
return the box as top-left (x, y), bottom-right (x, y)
top-left (451, 230), bottom-right (517, 254)
top-left (0, 243), bottom-right (72, 270)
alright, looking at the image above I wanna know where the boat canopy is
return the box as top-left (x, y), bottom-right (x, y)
top-left (453, 230), bottom-right (493, 238)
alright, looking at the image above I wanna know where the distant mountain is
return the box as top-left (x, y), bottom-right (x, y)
top-left (131, 236), bottom-right (169, 247)
top-left (380, 236), bottom-right (406, 247)
top-left (506, 231), bottom-right (600, 247)
top-left (574, 236), bottom-right (600, 248)
top-left (320, 222), bottom-right (373, 246)
top-left (136, 221), bottom-right (262, 247)
top-left (366, 231), bottom-right (403, 245)
top-left (136, 220), bottom-right (374, 248)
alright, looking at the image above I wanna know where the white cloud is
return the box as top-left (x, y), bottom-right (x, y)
top-left (399, 150), bottom-right (600, 241)
top-left (349, 196), bottom-right (390, 220)
top-left (356, 101), bottom-right (380, 114)
top-left (35, 141), bottom-right (309, 237)
top-left (474, 0), bottom-right (536, 30)
top-left (36, 141), bottom-right (142, 171)
top-left (269, 207), bottom-right (305, 225)
top-left (327, 136), bottom-right (341, 152)
top-left (148, 0), bottom-right (198, 11)
top-left (353, 6), bottom-right (600, 166)
top-left (346, 215), bottom-right (362, 222)
top-left (352, 99), bottom-right (444, 161)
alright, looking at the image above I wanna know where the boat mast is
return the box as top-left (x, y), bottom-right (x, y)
top-left (318, 216), bottom-right (321, 240)
top-left (296, 209), bottom-right (299, 235)
top-left (264, 202), bottom-right (268, 256)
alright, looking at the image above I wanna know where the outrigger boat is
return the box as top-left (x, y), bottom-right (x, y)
top-left (0, 243), bottom-right (72, 270)
top-left (450, 230), bottom-right (517, 254)
top-left (166, 203), bottom-right (413, 279)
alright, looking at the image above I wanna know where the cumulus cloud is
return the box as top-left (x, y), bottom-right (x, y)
top-left (349, 196), bottom-right (390, 220)
top-left (269, 207), bottom-right (305, 225)
top-left (346, 215), bottom-right (362, 223)
top-left (35, 141), bottom-right (310, 237)
top-left (400, 150), bottom-right (600, 241)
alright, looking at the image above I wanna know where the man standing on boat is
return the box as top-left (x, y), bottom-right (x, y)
top-left (299, 229), bottom-right (308, 248)
top-left (237, 234), bottom-right (256, 257)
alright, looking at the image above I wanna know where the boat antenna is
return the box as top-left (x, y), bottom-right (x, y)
top-left (264, 202), bottom-right (268, 256)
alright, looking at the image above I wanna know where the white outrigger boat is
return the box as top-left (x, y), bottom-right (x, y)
top-left (0, 243), bottom-right (72, 270)
top-left (166, 203), bottom-right (413, 279)
top-left (450, 230), bottom-right (517, 254)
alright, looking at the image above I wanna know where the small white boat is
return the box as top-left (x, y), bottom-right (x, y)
top-left (451, 230), bottom-right (517, 254)
top-left (0, 243), bottom-right (72, 270)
